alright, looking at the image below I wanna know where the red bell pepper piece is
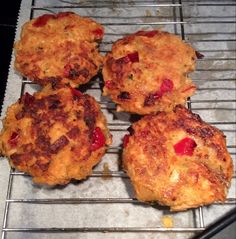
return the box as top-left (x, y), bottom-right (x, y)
top-left (105, 81), bottom-right (112, 89)
top-left (153, 79), bottom-right (174, 99)
top-left (91, 127), bottom-right (106, 151)
top-left (92, 28), bottom-right (104, 39)
top-left (70, 87), bottom-right (82, 98)
top-left (127, 52), bottom-right (139, 63)
top-left (116, 51), bottom-right (139, 64)
top-left (174, 137), bottom-right (197, 156)
top-left (33, 12), bottom-right (74, 27)
top-left (8, 132), bottom-right (19, 147)
top-left (135, 30), bottom-right (159, 38)
top-left (56, 12), bottom-right (74, 18)
top-left (160, 79), bottom-right (174, 94)
top-left (33, 14), bottom-right (55, 27)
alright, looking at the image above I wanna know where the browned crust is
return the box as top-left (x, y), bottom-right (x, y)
top-left (0, 84), bottom-right (112, 185)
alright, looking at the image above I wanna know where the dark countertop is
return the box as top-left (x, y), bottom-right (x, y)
top-left (0, 0), bottom-right (21, 111)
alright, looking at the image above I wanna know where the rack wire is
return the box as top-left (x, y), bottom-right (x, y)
top-left (1, 0), bottom-right (236, 238)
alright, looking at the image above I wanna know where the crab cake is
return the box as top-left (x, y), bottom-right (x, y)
top-left (123, 105), bottom-right (233, 211)
top-left (103, 30), bottom-right (197, 114)
top-left (0, 84), bottom-right (112, 185)
top-left (14, 12), bottom-right (104, 86)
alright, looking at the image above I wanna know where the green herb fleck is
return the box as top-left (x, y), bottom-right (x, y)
top-left (128, 74), bottom-right (134, 80)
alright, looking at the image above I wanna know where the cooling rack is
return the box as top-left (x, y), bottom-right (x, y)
top-left (1, 0), bottom-right (235, 238)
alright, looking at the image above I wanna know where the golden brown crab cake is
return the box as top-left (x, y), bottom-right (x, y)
top-left (123, 105), bottom-right (233, 211)
top-left (0, 84), bottom-right (112, 185)
top-left (14, 12), bottom-right (104, 86)
top-left (102, 30), bottom-right (197, 114)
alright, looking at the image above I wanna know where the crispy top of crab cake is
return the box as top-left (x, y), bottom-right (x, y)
top-left (14, 12), bottom-right (104, 86)
top-left (0, 84), bottom-right (112, 185)
top-left (123, 105), bottom-right (233, 211)
top-left (102, 30), bottom-right (197, 114)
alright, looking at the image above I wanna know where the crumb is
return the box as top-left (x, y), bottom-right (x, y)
top-left (161, 215), bottom-right (173, 228)
top-left (145, 10), bottom-right (152, 17)
top-left (102, 162), bottom-right (112, 180)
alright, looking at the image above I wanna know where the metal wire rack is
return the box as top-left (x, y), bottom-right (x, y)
top-left (1, 0), bottom-right (236, 238)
